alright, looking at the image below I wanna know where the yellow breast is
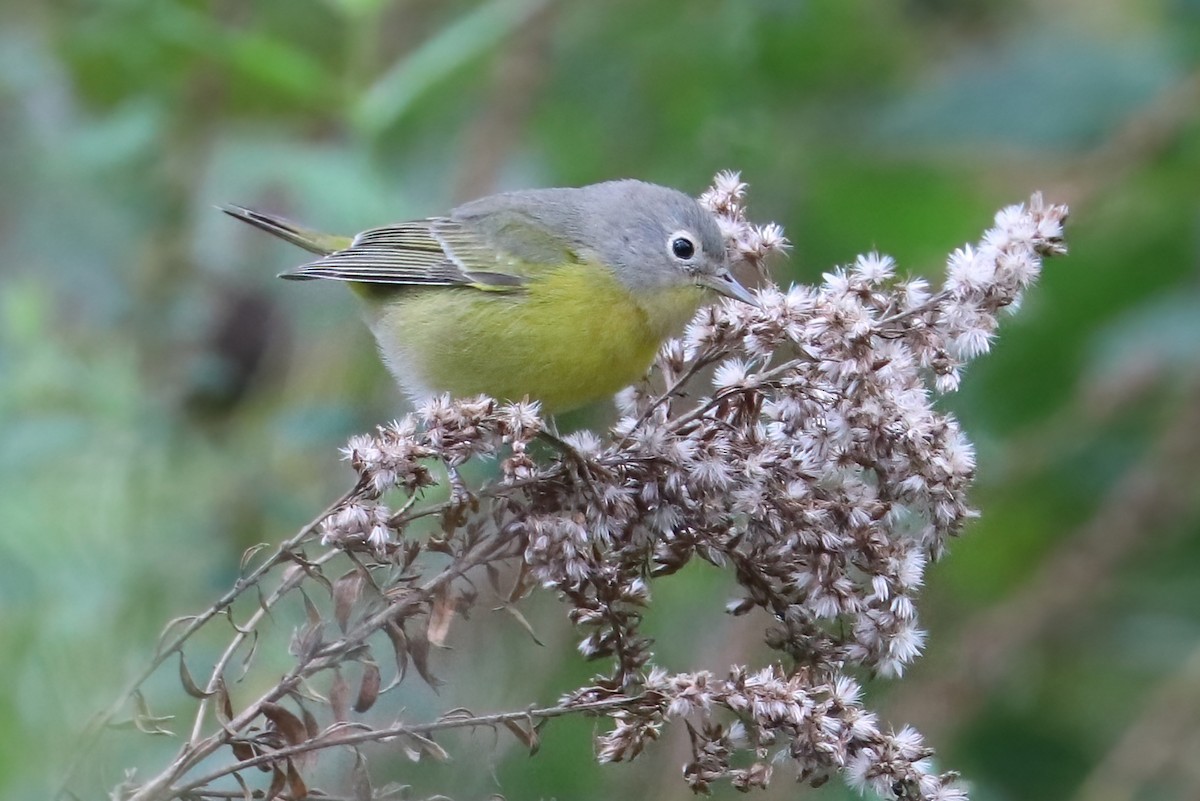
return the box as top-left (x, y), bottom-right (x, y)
top-left (364, 264), bottom-right (707, 413)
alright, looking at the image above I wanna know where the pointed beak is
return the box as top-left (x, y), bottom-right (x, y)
top-left (700, 270), bottom-right (761, 308)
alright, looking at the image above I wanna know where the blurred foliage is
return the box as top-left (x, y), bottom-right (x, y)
top-left (2, 0), bottom-right (1199, 799)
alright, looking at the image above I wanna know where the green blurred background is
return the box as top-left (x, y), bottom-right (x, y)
top-left (3, 0), bottom-right (1200, 798)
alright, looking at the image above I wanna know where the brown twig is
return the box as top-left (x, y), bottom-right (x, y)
top-left (171, 696), bottom-right (641, 795)
top-left (55, 485), bottom-right (360, 800)
top-left (127, 516), bottom-right (517, 800)
top-left (186, 547), bottom-right (345, 744)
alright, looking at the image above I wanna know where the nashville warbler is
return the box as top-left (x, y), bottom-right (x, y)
top-left (223, 180), bottom-right (758, 413)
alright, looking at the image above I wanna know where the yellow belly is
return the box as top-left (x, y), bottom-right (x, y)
top-left (363, 265), bottom-right (706, 413)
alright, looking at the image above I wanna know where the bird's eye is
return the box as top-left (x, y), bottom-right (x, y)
top-left (671, 235), bottom-right (696, 260)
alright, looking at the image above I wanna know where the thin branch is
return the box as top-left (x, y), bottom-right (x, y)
top-left (128, 515), bottom-right (518, 800)
top-left (56, 484), bottom-right (361, 800)
top-left (187, 547), bottom-right (344, 743)
top-left (387, 471), bottom-right (557, 527)
top-left (171, 696), bottom-right (644, 795)
top-left (618, 347), bottom-right (729, 445)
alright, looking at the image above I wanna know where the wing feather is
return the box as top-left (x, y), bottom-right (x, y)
top-left (281, 218), bottom-right (535, 292)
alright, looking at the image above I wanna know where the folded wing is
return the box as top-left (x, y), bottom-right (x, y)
top-left (283, 218), bottom-right (532, 292)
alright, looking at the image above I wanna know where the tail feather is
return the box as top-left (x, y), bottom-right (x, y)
top-left (220, 204), bottom-right (353, 257)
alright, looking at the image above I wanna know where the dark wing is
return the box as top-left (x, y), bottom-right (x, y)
top-left (221, 204), bottom-right (354, 255)
top-left (281, 218), bottom-right (530, 291)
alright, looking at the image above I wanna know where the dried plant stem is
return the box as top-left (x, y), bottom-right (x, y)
top-left (187, 547), bottom-right (345, 744)
top-left (172, 697), bottom-right (639, 795)
top-left (129, 511), bottom-right (520, 801)
top-left (874, 289), bottom-right (950, 328)
top-left (388, 471), bottom-right (555, 527)
top-left (667, 357), bottom-right (805, 431)
top-left (619, 347), bottom-right (726, 440)
top-left (56, 485), bottom-right (360, 800)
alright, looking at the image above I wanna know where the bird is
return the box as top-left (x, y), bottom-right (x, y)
top-left (223, 179), bottom-right (758, 414)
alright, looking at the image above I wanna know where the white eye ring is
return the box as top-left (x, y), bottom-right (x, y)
top-left (668, 230), bottom-right (698, 262)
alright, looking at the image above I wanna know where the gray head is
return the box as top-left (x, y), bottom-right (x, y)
top-left (454, 179), bottom-right (758, 305)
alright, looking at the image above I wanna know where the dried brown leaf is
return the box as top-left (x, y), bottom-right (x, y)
top-left (261, 702), bottom-right (307, 747)
top-left (500, 718), bottom-right (540, 754)
top-left (485, 563), bottom-right (503, 595)
top-left (154, 615), bottom-right (198, 657)
top-left (398, 539), bottom-right (421, 569)
top-left (501, 604), bottom-right (544, 646)
top-left (333, 569), bottom-right (367, 633)
top-left (346, 551), bottom-right (386, 595)
top-left (254, 584), bottom-right (271, 621)
top-left (215, 680), bottom-right (234, 726)
top-left (376, 782), bottom-right (411, 800)
top-left (291, 619), bottom-right (324, 661)
top-left (507, 562), bottom-right (535, 604)
top-left (286, 759), bottom-right (308, 798)
top-left (450, 591), bottom-right (475, 629)
top-left (437, 706), bottom-right (475, 722)
top-left (427, 590), bottom-right (456, 648)
top-left (240, 542), bottom-right (271, 572)
top-left (354, 660), bottom-right (382, 714)
top-left (131, 715), bottom-right (175, 737)
top-left (299, 588), bottom-right (322, 627)
top-left (131, 690), bottom-right (174, 736)
top-left (226, 611), bottom-right (253, 636)
top-left (384, 622), bottom-right (409, 687)
top-left (236, 630), bottom-right (260, 682)
top-left (441, 503), bottom-right (470, 535)
top-left (177, 653), bottom-right (211, 699)
top-left (264, 765), bottom-right (287, 801)
top-left (230, 738), bottom-right (256, 765)
top-left (406, 731), bottom-right (449, 762)
top-left (426, 535), bottom-right (454, 556)
top-left (300, 704), bottom-right (321, 741)
top-left (351, 749), bottom-right (373, 801)
top-left (231, 770), bottom-right (252, 801)
top-left (407, 625), bottom-right (442, 690)
top-left (283, 550), bottom-right (334, 595)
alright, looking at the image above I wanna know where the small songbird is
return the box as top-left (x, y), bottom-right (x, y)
top-left (223, 180), bottom-right (758, 413)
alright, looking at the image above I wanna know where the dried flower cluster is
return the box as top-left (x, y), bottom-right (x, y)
top-left (98, 174), bottom-right (1067, 801)
top-left (603, 666), bottom-right (954, 799)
